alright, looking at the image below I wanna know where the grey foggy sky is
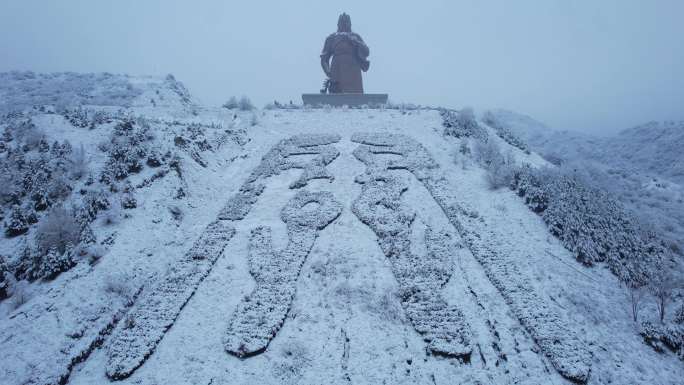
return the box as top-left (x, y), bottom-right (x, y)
top-left (1, 0), bottom-right (683, 135)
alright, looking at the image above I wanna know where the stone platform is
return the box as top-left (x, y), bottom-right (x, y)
top-left (302, 93), bottom-right (388, 107)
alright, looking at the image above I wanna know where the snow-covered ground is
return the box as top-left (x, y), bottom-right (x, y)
top-left (1, 74), bottom-right (683, 384)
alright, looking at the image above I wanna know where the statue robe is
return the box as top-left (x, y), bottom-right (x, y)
top-left (321, 32), bottom-right (370, 94)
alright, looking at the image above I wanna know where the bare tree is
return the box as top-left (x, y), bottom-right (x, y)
top-left (70, 143), bottom-right (89, 180)
top-left (649, 262), bottom-right (680, 323)
top-left (36, 205), bottom-right (80, 255)
top-left (625, 282), bottom-right (646, 323)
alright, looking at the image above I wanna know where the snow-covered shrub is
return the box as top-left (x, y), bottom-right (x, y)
top-left (145, 147), bottom-right (164, 167)
top-left (474, 140), bottom-right (515, 190)
top-left (100, 118), bottom-right (151, 184)
top-left (4, 205), bottom-right (29, 237)
top-left (640, 321), bottom-right (684, 359)
top-left (222, 96), bottom-right (239, 110)
top-left (512, 165), bottom-right (664, 285)
top-left (0, 122), bottom-right (76, 222)
top-left (675, 304), bottom-right (684, 324)
top-left (62, 107), bottom-right (113, 129)
top-left (441, 108), bottom-right (488, 141)
top-left (239, 96), bottom-right (254, 111)
top-left (35, 205), bottom-right (80, 255)
top-left (120, 193), bottom-right (136, 209)
top-left (81, 188), bottom-right (111, 221)
top-left (0, 256), bottom-right (8, 300)
top-left (39, 247), bottom-right (76, 280)
top-left (223, 95), bottom-right (254, 111)
top-left (482, 110), bottom-right (530, 153)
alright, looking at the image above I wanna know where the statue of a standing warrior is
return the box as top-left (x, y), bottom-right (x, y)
top-left (320, 13), bottom-right (370, 94)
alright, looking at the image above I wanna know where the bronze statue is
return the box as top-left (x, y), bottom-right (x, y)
top-left (320, 13), bottom-right (370, 94)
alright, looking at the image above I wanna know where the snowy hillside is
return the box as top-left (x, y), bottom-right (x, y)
top-left (488, 110), bottom-right (684, 184)
top-left (487, 109), bottom-right (684, 260)
top-left (0, 71), bottom-right (196, 114)
top-left (1, 74), bottom-right (683, 385)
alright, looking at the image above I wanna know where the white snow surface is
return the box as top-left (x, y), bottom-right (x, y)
top-left (1, 102), bottom-right (683, 384)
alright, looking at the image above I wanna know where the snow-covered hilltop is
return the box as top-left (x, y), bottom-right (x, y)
top-left (0, 71), bottom-right (196, 114)
top-left (0, 73), bottom-right (682, 385)
top-left (492, 110), bottom-right (684, 185)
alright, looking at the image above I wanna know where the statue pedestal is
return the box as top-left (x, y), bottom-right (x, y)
top-left (302, 93), bottom-right (388, 107)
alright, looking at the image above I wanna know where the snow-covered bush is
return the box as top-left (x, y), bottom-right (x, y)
top-left (0, 121), bottom-right (76, 217)
top-left (0, 256), bottom-right (8, 300)
top-left (39, 247), bottom-right (76, 280)
top-left (675, 304), bottom-right (684, 324)
top-left (238, 96), bottom-right (254, 111)
top-left (120, 193), bottom-right (137, 209)
top-left (81, 188), bottom-right (111, 221)
top-left (100, 118), bottom-right (151, 184)
top-left (4, 205), bottom-right (29, 237)
top-left (482, 110), bottom-right (530, 153)
top-left (512, 165), bottom-right (665, 285)
top-left (61, 107), bottom-right (113, 129)
top-left (474, 140), bottom-right (515, 190)
top-left (640, 321), bottom-right (684, 359)
top-left (222, 96), bottom-right (254, 111)
top-left (441, 108), bottom-right (488, 141)
top-left (222, 96), bottom-right (239, 110)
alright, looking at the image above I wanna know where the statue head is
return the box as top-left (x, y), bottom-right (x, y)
top-left (337, 13), bottom-right (352, 33)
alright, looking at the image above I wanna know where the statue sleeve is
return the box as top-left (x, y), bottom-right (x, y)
top-left (353, 34), bottom-right (369, 59)
top-left (320, 35), bottom-right (333, 59)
